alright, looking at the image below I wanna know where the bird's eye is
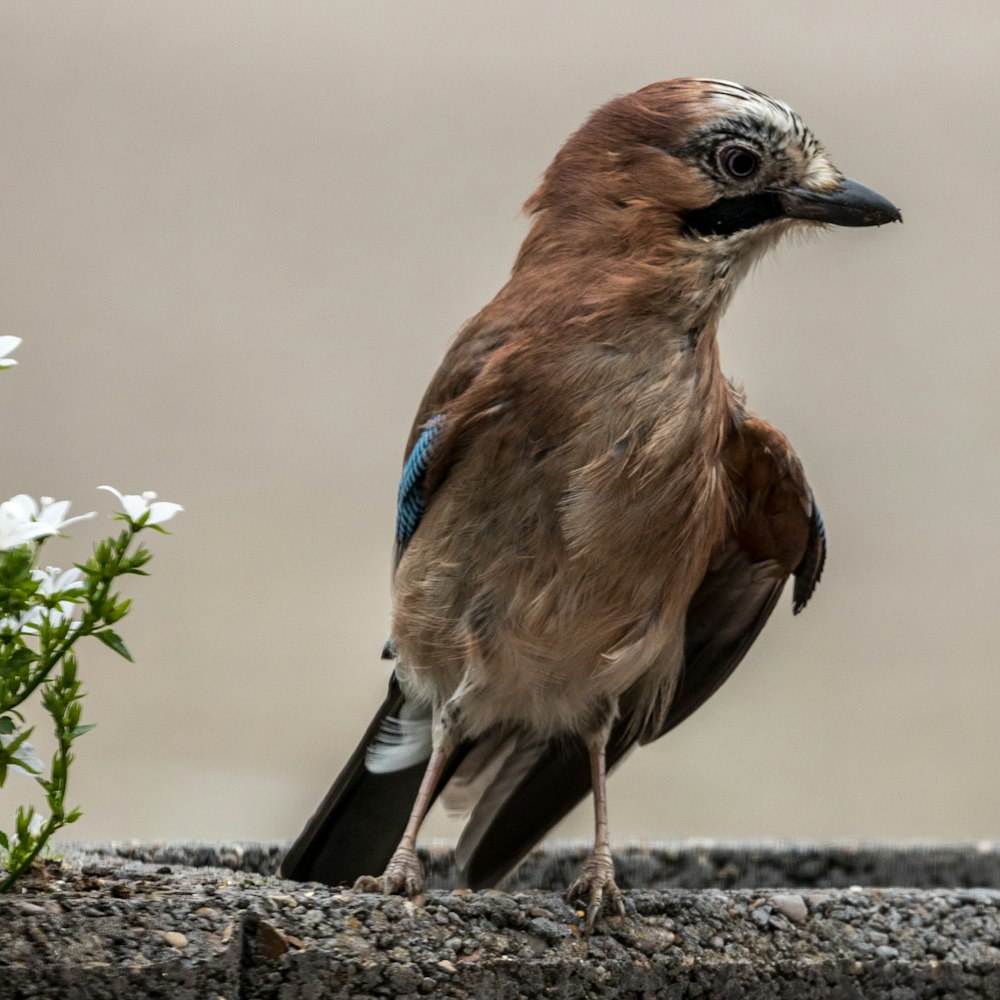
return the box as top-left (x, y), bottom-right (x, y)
top-left (718, 145), bottom-right (761, 180)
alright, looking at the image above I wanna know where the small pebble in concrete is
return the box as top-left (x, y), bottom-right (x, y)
top-left (160, 931), bottom-right (188, 949)
top-left (770, 893), bottom-right (809, 924)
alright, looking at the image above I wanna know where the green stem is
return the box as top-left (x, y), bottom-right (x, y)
top-left (0, 817), bottom-right (56, 894)
top-left (1, 524), bottom-right (139, 893)
top-left (0, 648), bottom-right (83, 891)
top-left (0, 527), bottom-right (134, 714)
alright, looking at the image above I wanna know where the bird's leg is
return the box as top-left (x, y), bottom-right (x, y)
top-left (566, 720), bottom-right (627, 933)
top-left (353, 742), bottom-right (452, 905)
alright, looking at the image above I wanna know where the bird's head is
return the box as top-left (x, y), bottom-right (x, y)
top-left (518, 78), bottom-right (900, 324)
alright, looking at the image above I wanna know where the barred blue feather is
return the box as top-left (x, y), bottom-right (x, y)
top-left (395, 416), bottom-right (443, 546)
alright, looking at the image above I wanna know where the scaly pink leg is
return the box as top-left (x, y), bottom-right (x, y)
top-left (565, 724), bottom-right (627, 933)
top-left (353, 743), bottom-right (451, 905)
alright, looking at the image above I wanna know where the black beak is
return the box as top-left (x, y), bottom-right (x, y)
top-left (681, 177), bottom-right (901, 238)
top-left (777, 178), bottom-right (901, 228)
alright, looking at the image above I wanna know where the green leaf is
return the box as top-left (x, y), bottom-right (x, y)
top-left (0, 717), bottom-right (13, 735)
top-left (2, 647), bottom-right (37, 674)
top-left (104, 598), bottom-right (132, 624)
top-left (71, 723), bottom-right (96, 738)
top-left (95, 630), bottom-right (133, 662)
top-left (0, 726), bottom-right (35, 764)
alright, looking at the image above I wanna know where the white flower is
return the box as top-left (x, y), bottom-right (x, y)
top-left (98, 486), bottom-right (183, 526)
top-left (35, 497), bottom-right (97, 534)
top-left (0, 607), bottom-right (40, 636)
top-left (25, 602), bottom-right (79, 635)
top-left (0, 569), bottom-right (84, 637)
top-left (0, 495), bottom-right (96, 550)
top-left (0, 500), bottom-right (55, 550)
top-left (0, 733), bottom-right (44, 777)
top-left (18, 569), bottom-right (84, 634)
top-left (0, 336), bottom-right (21, 369)
top-left (31, 565), bottom-right (85, 598)
top-left (0, 601), bottom-right (79, 637)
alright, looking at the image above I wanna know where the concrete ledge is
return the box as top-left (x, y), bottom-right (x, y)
top-left (2, 842), bottom-right (1000, 998)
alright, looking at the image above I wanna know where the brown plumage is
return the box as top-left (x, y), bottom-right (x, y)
top-left (282, 78), bottom-right (899, 931)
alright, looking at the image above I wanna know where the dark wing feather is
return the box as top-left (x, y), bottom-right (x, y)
top-left (793, 503), bottom-right (826, 614)
top-left (280, 676), bottom-right (420, 883)
top-left (281, 672), bottom-right (473, 884)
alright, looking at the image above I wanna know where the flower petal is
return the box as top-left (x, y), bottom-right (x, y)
top-left (56, 567), bottom-right (85, 591)
top-left (98, 485), bottom-right (147, 520)
top-left (146, 501), bottom-right (184, 525)
top-left (0, 336), bottom-right (21, 368)
top-left (56, 512), bottom-right (97, 530)
top-left (97, 485), bottom-right (125, 504)
top-left (37, 499), bottom-right (71, 527)
top-left (0, 733), bottom-right (44, 777)
top-left (5, 495), bottom-right (39, 520)
top-left (0, 521), bottom-right (57, 551)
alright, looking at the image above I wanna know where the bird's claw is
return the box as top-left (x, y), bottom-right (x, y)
top-left (566, 851), bottom-right (627, 934)
top-left (352, 846), bottom-right (426, 905)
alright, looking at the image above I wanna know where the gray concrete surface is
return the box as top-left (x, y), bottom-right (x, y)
top-left (102, 837), bottom-right (1000, 891)
top-left (3, 842), bottom-right (1000, 998)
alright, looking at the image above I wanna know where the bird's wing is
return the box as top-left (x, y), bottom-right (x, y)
top-left (391, 314), bottom-right (518, 564)
top-left (646, 414), bottom-right (826, 741)
top-left (457, 415), bottom-right (825, 890)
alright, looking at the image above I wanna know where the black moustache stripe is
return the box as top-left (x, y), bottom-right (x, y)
top-left (681, 192), bottom-right (784, 237)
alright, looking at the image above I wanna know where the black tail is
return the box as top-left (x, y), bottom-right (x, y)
top-left (280, 677), bottom-right (430, 885)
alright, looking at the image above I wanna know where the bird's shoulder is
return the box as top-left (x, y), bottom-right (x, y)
top-left (720, 410), bottom-right (825, 607)
top-left (403, 297), bottom-right (538, 455)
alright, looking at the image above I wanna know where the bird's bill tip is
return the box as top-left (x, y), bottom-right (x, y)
top-left (778, 178), bottom-right (902, 228)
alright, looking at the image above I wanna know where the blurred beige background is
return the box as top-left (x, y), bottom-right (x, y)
top-left (0, 1), bottom-right (996, 851)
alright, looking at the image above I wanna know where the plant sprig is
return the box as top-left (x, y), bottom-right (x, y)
top-left (0, 485), bottom-right (181, 892)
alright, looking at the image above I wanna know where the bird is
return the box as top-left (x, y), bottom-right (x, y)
top-left (281, 78), bottom-right (900, 932)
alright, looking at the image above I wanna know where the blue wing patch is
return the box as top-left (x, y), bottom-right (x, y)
top-left (395, 416), bottom-right (443, 546)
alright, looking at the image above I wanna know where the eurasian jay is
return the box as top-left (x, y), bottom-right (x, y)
top-left (282, 78), bottom-right (900, 931)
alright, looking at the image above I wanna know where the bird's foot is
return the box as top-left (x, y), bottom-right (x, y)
top-left (566, 850), bottom-right (627, 934)
top-left (353, 845), bottom-right (425, 905)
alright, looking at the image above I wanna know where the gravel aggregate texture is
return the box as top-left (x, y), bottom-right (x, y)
top-left (2, 842), bottom-right (1000, 998)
